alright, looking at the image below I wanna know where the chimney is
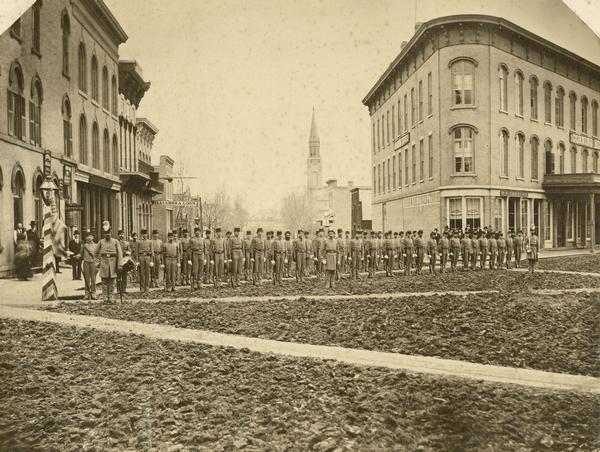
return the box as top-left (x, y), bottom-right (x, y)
top-left (415, 22), bottom-right (423, 33)
top-left (400, 41), bottom-right (407, 50)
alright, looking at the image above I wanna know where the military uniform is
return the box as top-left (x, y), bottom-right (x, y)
top-left (313, 235), bottom-right (325, 279)
top-left (180, 234), bottom-right (191, 285)
top-left (449, 236), bottom-right (461, 272)
top-left (211, 234), bottom-right (227, 287)
top-left (488, 236), bottom-right (498, 270)
top-left (243, 234), bottom-right (253, 281)
top-left (293, 236), bottom-right (308, 282)
top-left (478, 235), bottom-right (489, 270)
top-left (203, 234), bottom-right (213, 283)
top-left (336, 234), bottom-right (347, 279)
top-left (438, 236), bottom-right (449, 273)
top-left (284, 237), bottom-right (293, 278)
top-left (349, 236), bottom-right (363, 280)
top-left (470, 236), bottom-right (479, 270)
top-left (497, 236), bottom-right (507, 268)
top-left (272, 236), bottom-right (285, 285)
top-left (190, 234), bottom-right (205, 289)
top-left (95, 235), bottom-right (123, 302)
top-left (367, 236), bottom-right (378, 278)
top-left (162, 239), bottom-right (179, 291)
top-left (118, 237), bottom-right (131, 293)
top-left (82, 240), bottom-right (98, 299)
top-left (151, 235), bottom-right (163, 287)
top-left (265, 236), bottom-right (274, 278)
top-left (505, 235), bottom-right (514, 269)
top-left (414, 234), bottom-right (425, 274)
top-left (230, 234), bottom-right (244, 287)
top-left (524, 232), bottom-right (540, 273)
top-left (383, 235), bottom-right (395, 276)
top-left (136, 237), bottom-right (154, 293)
top-left (403, 235), bottom-right (414, 276)
top-left (514, 235), bottom-right (523, 268)
top-left (460, 236), bottom-right (472, 271)
top-left (251, 235), bottom-right (267, 285)
top-left (321, 236), bottom-right (340, 289)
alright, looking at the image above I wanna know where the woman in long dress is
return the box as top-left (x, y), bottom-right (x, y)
top-left (14, 232), bottom-right (33, 280)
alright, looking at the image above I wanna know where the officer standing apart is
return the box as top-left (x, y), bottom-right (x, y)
top-left (136, 229), bottom-right (154, 294)
top-left (190, 227), bottom-right (205, 290)
top-left (95, 221), bottom-right (123, 303)
top-left (524, 226), bottom-right (540, 273)
top-left (293, 229), bottom-right (307, 283)
top-left (321, 229), bottom-right (340, 289)
top-left (230, 227), bottom-right (244, 288)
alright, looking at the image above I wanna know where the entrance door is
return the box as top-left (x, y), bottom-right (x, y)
top-left (508, 198), bottom-right (518, 232)
top-left (556, 202), bottom-right (567, 247)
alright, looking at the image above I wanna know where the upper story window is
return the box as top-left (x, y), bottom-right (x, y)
top-left (593, 151), bottom-right (599, 173)
top-left (103, 129), bottom-right (110, 173)
top-left (391, 105), bottom-right (395, 138)
top-left (32, 1), bottom-right (41, 54)
top-left (7, 62), bottom-right (26, 141)
top-left (102, 66), bottom-right (109, 110)
top-left (410, 88), bottom-right (415, 127)
top-left (543, 81), bottom-right (552, 123)
top-left (452, 126), bottom-right (475, 173)
top-left (582, 149), bottom-right (589, 173)
top-left (530, 76), bottom-right (538, 120)
top-left (372, 123), bottom-right (375, 154)
top-left (78, 43), bottom-right (87, 92)
top-left (10, 19), bottom-right (21, 41)
top-left (403, 94), bottom-right (408, 132)
top-left (29, 77), bottom-right (43, 146)
top-left (531, 136), bottom-right (539, 180)
top-left (500, 129), bottom-right (509, 176)
top-left (397, 98), bottom-right (401, 136)
top-left (558, 142), bottom-right (566, 174)
top-left (112, 134), bottom-right (119, 175)
top-left (427, 72), bottom-right (433, 116)
top-left (569, 91), bottom-right (577, 130)
top-left (592, 100), bottom-right (599, 137)
top-left (111, 75), bottom-right (117, 115)
top-left (451, 59), bottom-right (474, 106)
top-left (61, 12), bottom-right (70, 76)
top-left (62, 96), bottom-right (72, 157)
top-left (499, 65), bottom-right (508, 112)
top-left (555, 87), bottom-right (565, 127)
top-left (79, 114), bottom-right (88, 165)
top-left (570, 146), bottom-right (577, 173)
top-left (544, 139), bottom-right (554, 176)
top-left (581, 96), bottom-right (588, 134)
top-left (418, 80), bottom-right (423, 122)
top-left (516, 132), bottom-right (525, 178)
top-left (515, 71), bottom-right (524, 116)
top-left (92, 122), bottom-right (100, 169)
top-left (91, 55), bottom-right (98, 102)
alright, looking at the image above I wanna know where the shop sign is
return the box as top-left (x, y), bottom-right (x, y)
top-left (63, 165), bottom-right (72, 200)
top-left (500, 190), bottom-right (529, 198)
top-left (570, 132), bottom-right (600, 151)
top-left (43, 151), bottom-right (52, 177)
top-left (395, 132), bottom-right (411, 149)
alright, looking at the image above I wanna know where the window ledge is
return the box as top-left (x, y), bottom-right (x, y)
top-left (428, 114), bottom-right (433, 118)
top-left (31, 47), bottom-right (41, 58)
top-left (78, 90), bottom-right (88, 99)
top-left (102, 107), bottom-right (111, 116)
top-left (531, 178), bottom-right (539, 182)
top-left (544, 122), bottom-right (552, 126)
top-left (418, 120), bottom-right (424, 125)
top-left (62, 72), bottom-right (70, 81)
top-left (450, 173), bottom-right (477, 177)
top-left (428, 177), bottom-right (434, 181)
top-left (515, 114), bottom-right (524, 119)
top-left (515, 177), bottom-right (525, 181)
top-left (91, 100), bottom-right (100, 108)
top-left (450, 105), bottom-right (476, 111)
top-left (530, 118), bottom-right (538, 123)
top-left (499, 110), bottom-right (509, 115)
top-left (499, 175), bottom-right (509, 179)
top-left (557, 125), bottom-right (564, 130)
top-left (419, 179), bottom-right (424, 183)
top-left (9, 30), bottom-right (22, 43)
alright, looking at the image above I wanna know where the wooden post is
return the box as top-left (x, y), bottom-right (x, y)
top-left (591, 193), bottom-right (596, 254)
top-left (41, 190), bottom-right (58, 301)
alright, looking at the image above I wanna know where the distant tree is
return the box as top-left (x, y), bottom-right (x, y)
top-left (280, 191), bottom-right (314, 232)
top-left (202, 188), bottom-right (230, 231)
top-left (230, 196), bottom-right (249, 230)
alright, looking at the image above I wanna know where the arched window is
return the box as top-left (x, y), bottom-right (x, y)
top-left (569, 91), bottom-right (577, 130)
top-left (543, 82), bottom-right (552, 123)
top-left (111, 75), bottom-right (117, 115)
top-left (499, 65), bottom-right (508, 111)
top-left (102, 66), bottom-right (109, 109)
top-left (29, 77), bottom-right (43, 146)
top-left (7, 62), bottom-right (26, 140)
top-left (112, 134), bottom-right (119, 175)
top-left (33, 171), bottom-right (44, 232)
top-left (78, 43), bottom-right (87, 92)
top-left (544, 139), bottom-right (554, 175)
top-left (592, 100), bottom-right (599, 137)
top-left (558, 142), bottom-right (565, 174)
top-left (593, 151), bottom-right (599, 173)
top-left (570, 146), bottom-right (577, 173)
top-left (555, 87), bottom-right (564, 127)
top-left (531, 136), bottom-right (539, 180)
top-left (103, 129), bottom-right (110, 173)
top-left (91, 55), bottom-right (98, 102)
top-left (92, 122), bottom-right (100, 169)
top-left (12, 165), bottom-right (25, 228)
top-left (62, 96), bottom-right (72, 157)
top-left (530, 76), bottom-right (538, 120)
top-left (79, 114), bottom-right (88, 165)
top-left (515, 71), bottom-right (524, 116)
top-left (516, 133), bottom-right (525, 178)
top-left (582, 149), bottom-right (589, 173)
top-left (32, 1), bottom-right (41, 53)
top-left (500, 129), bottom-right (509, 176)
top-left (451, 59), bottom-right (475, 106)
top-left (581, 96), bottom-right (588, 134)
top-left (61, 11), bottom-right (70, 75)
top-left (452, 126), bottom-right (475, 173)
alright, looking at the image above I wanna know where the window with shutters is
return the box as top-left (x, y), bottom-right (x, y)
top-left (515, 71), bottom-right (524, 116)
top-left (404, 148), bottom-right (409, 186)
top-left (427, 72), bottom-right (432, 116)
top-left (391, 105), bottom-right (395, 139)
top-left (544, 82), bottom-right (552, 123)
top-left (411, 144), bottom-right (416, 182)
top-left (569, 91), bottom-right (576, 130)
top-left (581, 96), bottom-right (588, 134)
top-left (419, 139), bottom-right (424, 182)
top-left (516, 133), bottom-right (524, 178)
top-left (392, 155), bottom-right (396, 189)
top-left (29, 78), bottom-right (42, 146)
top-left (544, 139), bottom-right (554, 175)
top-left (428, 135), bottom-right (433, 179)
top-left (410, 88), bottom-right (415, 127)
top-left (32, 1), bottom-right (41, 54)
top-left (592, 100), bottom-right (598, 137)
top-left (530, 76), bottom-right (538, 120)
top-left (7, 62), bottom-right (26, 141)
top-left (403, 94), bottom-right (408, 133)
top-left (62, 96), bottom-right (72, 157)
top-left (418, 80), bottom-right (423, 122)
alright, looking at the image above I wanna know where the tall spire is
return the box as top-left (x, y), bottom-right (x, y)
top-left (309, 107), bottom-right (320, 158)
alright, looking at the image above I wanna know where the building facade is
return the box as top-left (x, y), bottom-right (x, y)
top-left (0, 0), bottom-right (127, 275)
top-left (135, 117), bottom-right (160, 234)
top-left (363, 15), bottom-right (600, 249)
top-left (152, 155), bottom-right (175, 240)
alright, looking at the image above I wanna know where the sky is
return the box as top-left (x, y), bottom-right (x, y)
top-left (94, 0), bottom-right (600, 213)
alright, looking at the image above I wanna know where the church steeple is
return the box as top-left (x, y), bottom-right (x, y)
top-left (307, 107), bottom-right (322, 190)
top-left (309, 107), bottom-right (320, 158)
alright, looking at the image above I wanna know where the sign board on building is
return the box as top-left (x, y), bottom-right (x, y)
top-left (570, 131), bottom-right (600, 151)
top-left (43, 151), bottom-right (52, 177)
top-left (395, 132), bottom-right (411, 150)
top-left (63, 165), bottom-right (72, 200)
top-left (500, 190), bottom-right (529, 198)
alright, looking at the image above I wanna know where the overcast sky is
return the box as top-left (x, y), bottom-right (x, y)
top-left (101, 0), bottom-right (600, 213)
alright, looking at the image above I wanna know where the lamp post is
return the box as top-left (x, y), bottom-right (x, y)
top-left (40, 177), bottom-right (59, 301)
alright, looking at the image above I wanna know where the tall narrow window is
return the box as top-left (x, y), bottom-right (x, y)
top-left (92, 122), bottom-right (99, 169)
top-left (569, 91), bottom-right (576, 130)
top-left (592, 100), bottom-right (598, 137)
top-left (62, 96), bottom-right (72, 157)
top-left (531, 136), bottom-right (539, 180)
top-left (544, 139), bottom-right (554, 175)
top-left (570, 146), bottom-right (577, 173)
top-left (29, 79), bottom-right (42, 146)
top-left (382, 160), bottom-right (386, 192)
top-left (79, 114), bottom-right (87, 165)
top-left (500, 129), bottom-right (509, 176)
top-left (453, 127), bottom-right (474, 173)
top-left (103, 129), bottom-right (110, 173)
top-left (61, 12), bottom-right (70, 75)
top-left (499, 65), bottom-right (508, 112)
top-left (451, 60), bottom-right (474, 106)
top-left (111, 75), bottom-right (117, 115)
top-left (91, 55), bottom-right (98, 102)
top-left (530, 76), bottom-right (538, 120)
top-left (419, 139), bottom-right (424, 181)
top-left (404, 148), bottom-right (409, 185)
top-left (372, 123), bottom-right (376, 153)
top-left (387, 158), bottom-right (391, 191)
top-left (427, 72), bottom-right (432, 115)
top-left (398, 151), bottom-right (403, 188)
top-left (403, 94), bottom-right (408, 132)
top-left (428, 135), bottom-right (433, 179)
top-left (7, 63), bottom-right (26, 140)
top-left (411, 144), bottom-right (416, 182)
top-left (397, 98), bottom-right (401, 135)
top-left (392, 155), bottom-right (396, 189)
top-left (581, 96), bottom-right (588, 134)
top-left (558, 142), bottom-right (565, 174)
top-left (410, 88), bottom-right (415, 127)
top-left (544, 82), bottom-right (552, 123)
top-left (376, 118), bottom-right (380, 150)
top-left (466, 198), bottom-right (481, 230)
top-left (391, 105), bottom-right (395, 139)
top-left (32, 1), bottom-right (41, 53)
top-left (449, 198), bottom-right (463, 230)
top-left (102, 66), bottom-right (109, 110)
top-left (515, 71), bottom-right (523, 116)
top-left (593, 151), bottom-right (599, 173)
top-left (418, 80), bottom-right (423, 121)
top-left (516, 133), bottom-right (524, 178)
top-left (582, 149), bottom-right (589, 172)
top-left (78, 43), bottom-right (87, 93)
top-left (555, 87), bottom-right (564, 127)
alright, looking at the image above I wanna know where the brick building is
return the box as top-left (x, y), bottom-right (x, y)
top-left (363, 14), bottom-right (600, 250)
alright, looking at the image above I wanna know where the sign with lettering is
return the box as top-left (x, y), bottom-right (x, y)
top-left (63, 165), bottom-right (72, 200)
top-left (43, 151), bottom-right (52, 177)
top-left (570, 131), bottom-right (600, 151)
top-left (402, 191), bottom-right (440, 208)
top-left (395, 132), bottom-right (410, 150)
top-left (500, 190), bottom-right (529, 198)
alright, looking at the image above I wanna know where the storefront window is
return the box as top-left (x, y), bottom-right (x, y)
top-left (449, 198), bottom-right (462, 230)
top-left (566, 202), bottom-right (573, 240)
top-left (520, 200), bottom-right (528, 232)
top-left (466, 198), bottom-right (481, 229)
top-left (544, 201), bottom-right (551, 241)
top-left (494, 198), bottom-right (503, 232)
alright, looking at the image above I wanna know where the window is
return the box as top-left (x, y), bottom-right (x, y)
top-left (103, 129), bottom-right (110, 173)
top-left (531, 137), bottom-right (539, 179)
top-left (397, 99), bottom-right (401, 135)
top-left (500, 129), bottom-right (509, 176)
top-left (582, 149), bottom-right (589, 173)
top-left (32, 1), bottom-right (41, 54)
top-left (515, 71), bottom-right (523, 116)
top-left (555, 87), bottom-right (564, 127)
top-left (418, 80), bottom-right (423, 121)
top-left (419, 139), bottom-right (424, 181)
top-left (7, 63), bottom-right (26, 140)
top-left (102, 66), bottom-right (109, 110)
top-left (449, 198), bottom-right (462, 230)
top-left (466, 198), bottom-right (481, 229)
top-left (451, 60), bottom-right (474, 106)
top-left (593, 151), bottom-right (598, 173)
top-left (566, 202), bottom-right (573, 239)
top-left (78, 43), bottom-right (87, 92)
top-left (544, 200), bottom-right (551, 241)
top-left (387, 158), bottom-right (391, 190)
top-left (377, 164), bottom-right (381, 194)
top-left (92, 122), bottom-right (99, 169)
top-left (428, 135), bottom-right (433, 179)
top-left (499, 65), bottom-right (508, 111)
top-left (570, 146), bottom-right (577, 173)
top-left (376, 118), bottom-right (380, 150)
top-left (79, 114), bottom-right (87, 165)
top-left (373, 166), bottom-right (376, 192)
top-left (427, 72), bottom-right (432, 115)
top-left (520, 200), bottom-right (528, 232)
top-left (410, 88), bottom-right (415, 127)
top-left (404, 148), bottom-right (409, 185)
top-left (558, 142), bottom-right (565, 174)
top-left (29, 78), bottom-right (42, 146)
top-left (453, 127), bottom-right (474, 173)
top-left (581, 96), bottom-right (588, 134)
top-left (403, 94), bottom-right (408, 132)
top-left (61, 12), bottom-right (70, 75)
top-left (391, 105), bottom-right (395, 139)
top-left (544, 82), bottom-right (552, 123)
top-left (12, 167), bottom-right (25, 228)
top-left (569, 91), bottom-right (576, 130)
top-left (372, 123), bottom-right (376, 153)
top-left (544, 139), bottom-right (554, 175)
top-left (91, 55), bottom-right (98, 102)
top-left (494, 198), bottom-right (503, 232)
top-left (398, 152), bottom-right (403, 189)
top-left (111, 75), bottom-right (117, 115)
top-left (592, 100), bottom-right (598, 137)
top-left (10, 19), bottom-right (21, 40)
top-left (516, 133), bottom-right (524, 178)
top-left (530, 76), bottom-right (538, 120)
top-left (392, 155), bottom-right (396, 189)
top-left (61, 96), bottom-right (72, 157)
top-left (382, 160), bottom-right (386, 192)
top-left (411, 144), bottom-right (416, 182)
top-left (33, 172), bottom-right (43, 230)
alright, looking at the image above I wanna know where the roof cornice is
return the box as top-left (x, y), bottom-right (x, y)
top-left (80, 0), bottom-right (128, 44)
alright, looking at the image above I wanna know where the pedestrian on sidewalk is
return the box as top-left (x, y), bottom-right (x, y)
top-left (14, 232), bottom-right (32, 280)
top-left (82, 232), bottom-right (98, 300)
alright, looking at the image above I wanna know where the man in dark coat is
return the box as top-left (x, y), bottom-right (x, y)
top-left (68, 230), bottom-right (83, 280)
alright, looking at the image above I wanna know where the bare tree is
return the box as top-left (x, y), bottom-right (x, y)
top-left (280, 191), bottom-right (314, 232)
top-left (202, 187), bottom-right (230, 230)
top-left (230, 196), bottom-right (249, 229)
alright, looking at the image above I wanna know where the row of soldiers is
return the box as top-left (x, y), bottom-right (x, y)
top-left (118, 225), bottom-right (540, 293)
